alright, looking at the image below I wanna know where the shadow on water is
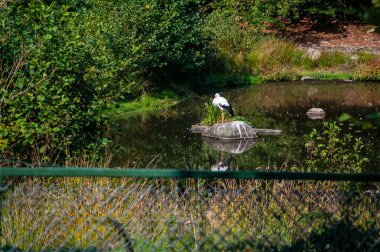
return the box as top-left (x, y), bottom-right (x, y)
top-left (107, 81), bottom-right (380, 172)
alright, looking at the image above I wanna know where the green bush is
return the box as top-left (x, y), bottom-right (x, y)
top-left (114, 0), bottom-right (207, 90)
top-left (314, 51), bottom-right (351, 68)
top-left (207, 0), bottom-right (368, 27)
top-left (354, 57), bottom-right (380, 81)
top-left (246, 38), bottom-right (312, 73)
top-left (0, 0), bottom-right (123, 164)
top-left (203, 8), bottom-right (257, 53)
top-left (72, 0), bottom-right (207, 93)
top-left (305, 122), bottom-right (369, 172)
top-left (364, 0), bottom-right (380, 25)
top-left (0, 0), bottom-right (208, 164)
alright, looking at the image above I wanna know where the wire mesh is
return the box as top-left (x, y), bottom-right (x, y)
top-left (0, 176), bottom-right (379, 251)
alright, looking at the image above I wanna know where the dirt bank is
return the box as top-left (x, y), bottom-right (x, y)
top-left (277, 20), bottom-right (380, 56)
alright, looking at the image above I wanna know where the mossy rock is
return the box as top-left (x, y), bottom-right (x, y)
top-left (202, 121), bottom-right (258, 140)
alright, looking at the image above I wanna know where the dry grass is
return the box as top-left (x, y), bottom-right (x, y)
top-left (1, 177), bottom-right (378, 251)
top-left (354, 57), bottom-right (380, 81)
top-left (212, 35), bottom-right (380, 83)
top-left (246, 38), bottom-right (312, 74)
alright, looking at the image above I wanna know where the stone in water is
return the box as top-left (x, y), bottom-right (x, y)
top-left (306, 108), bottom-right (326, 120)
top-left (202, 121), bottom-right (257, 140)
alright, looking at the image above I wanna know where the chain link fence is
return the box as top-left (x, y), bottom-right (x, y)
top-left (0, 168), bottom-right (379, 251)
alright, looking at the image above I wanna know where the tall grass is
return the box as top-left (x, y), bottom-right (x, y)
top-left (204, 13), bottom-right (380, 83)
top-left (354, 57), bottom-right (380, 80)
top-left (1, 177), bottom-right (378, 251)
top-left (246, 37), bottom-right (313, 73)
top-left (201, 98), bottom-right (221, 125)
top-left (314, 51), bottom-right (351, 68)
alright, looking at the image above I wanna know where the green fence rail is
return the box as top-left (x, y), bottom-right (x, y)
top-left (0, 167), bottom-right (379, 251)
top-left (1, 167), bottom-right (380, 181)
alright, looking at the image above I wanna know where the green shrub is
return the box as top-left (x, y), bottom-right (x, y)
top-left (207, 0), bottom-right (367, 27)
top-left (246, 38), bottom-right (312, 74)
top-left (0, 0), bottom-right (208, 164)
top-left (0, 0), bottom-right (123, 164)
top-left (305, 122), bottom-right (369, 172)
top-left (314, 51), bottom-right (351, 68)
top-left (203, 8), bottom-right (258, 54)
top-left (74, 0), bottom-right (207, 93)
top-left (115, 0), bottom-right (207, 89)
top-left (357, 52), bottom-right (378, 64)
top-left (354, 57), bottom-right (380, 81)
top-left (364, 0), bottom-right (380, 25)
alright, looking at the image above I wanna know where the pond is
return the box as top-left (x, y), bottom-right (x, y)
top-left (108, 81), bottom-right (380, 172)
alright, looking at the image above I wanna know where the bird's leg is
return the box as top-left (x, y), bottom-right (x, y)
top-left (221, 111), bottom-right (225, 124)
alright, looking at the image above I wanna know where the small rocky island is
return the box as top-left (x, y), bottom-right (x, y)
top-left (191, 121), bottom-right (281, 140)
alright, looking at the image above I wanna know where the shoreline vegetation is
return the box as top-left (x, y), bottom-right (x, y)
top-left (105, 94), bottom-right (179, 120)
top-left (108, 42), bottom-right (380, 118)
top-left (1, 0), bottom-right (379, 165)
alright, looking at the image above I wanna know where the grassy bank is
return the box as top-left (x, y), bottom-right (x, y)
top-left (209, 36), bottom-right (380, 84)
top-left (105, 94), bottom-right (179, 120)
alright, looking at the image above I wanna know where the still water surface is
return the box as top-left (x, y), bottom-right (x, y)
top-left (108, 81), bottom-right (380, 172)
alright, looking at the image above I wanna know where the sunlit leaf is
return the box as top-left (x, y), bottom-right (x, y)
top-left (338, 113), bottom-right (352, 122)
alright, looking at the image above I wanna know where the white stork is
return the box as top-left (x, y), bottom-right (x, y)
top-left (212, 93), bottom-right (234, 123)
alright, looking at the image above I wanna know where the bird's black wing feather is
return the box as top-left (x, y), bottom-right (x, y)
top-left (219, 103), bottom-right (234, 117)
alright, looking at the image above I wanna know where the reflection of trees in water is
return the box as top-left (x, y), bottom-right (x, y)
top-left (232, 82), bottom-right (380, 112)
top-left (107, 82), bottom-right (379, 170)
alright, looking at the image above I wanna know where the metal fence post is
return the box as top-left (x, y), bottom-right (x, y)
top-left (0, 175), bottom-right (3, 246)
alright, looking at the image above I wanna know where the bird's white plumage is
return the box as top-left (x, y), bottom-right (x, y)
top-left (212, 93), bottom-right (230, 109)
top-left (212, 93), bottom-right (234, 118)
top-left (211, 163), bottom-right (229, 172)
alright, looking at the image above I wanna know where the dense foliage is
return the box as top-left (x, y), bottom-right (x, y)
top-left (207, 0), bottom-right (372, 28)
top-left (82, 0), bottom-right (207, 93)
top-left (364, 0), bottom-right (380, 25)
top-left (305, 122), bottom-right (369, 172)
top-left (0, 1), bottom-right (123, 164)
top-left (0, 0), bottom-right (206, 164)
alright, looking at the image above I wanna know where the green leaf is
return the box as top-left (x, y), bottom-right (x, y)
top-left (367, 112), bottom-right (380, 119)
top-left (37, 95), bottom-right (45, 101)
top-left (39, 145), bottom-right (46, 154)
top-left (338, 113), bottom-right (352, 122)
top-left (43, 34), bottom-right (53, 40)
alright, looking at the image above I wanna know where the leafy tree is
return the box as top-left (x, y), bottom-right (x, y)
top-left (0, 0), bottom-right (122, 164)
top-left (0, 0), bottom-right (208, 164)
top-left (68, 0), bottom-right (207, 93)
top-left (364, 0), bottom-right (380, 26)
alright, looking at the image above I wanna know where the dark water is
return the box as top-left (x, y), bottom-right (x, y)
top-left (108, 81), bottom-right (380, 172)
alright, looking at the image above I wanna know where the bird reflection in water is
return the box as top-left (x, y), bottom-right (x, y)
top-left (209, 154), bottom-right (234, 171)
